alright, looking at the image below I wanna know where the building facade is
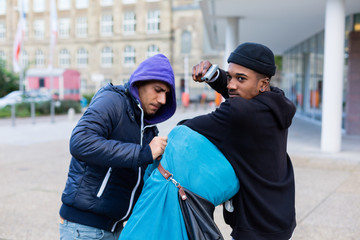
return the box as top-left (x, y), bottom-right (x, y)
top-left (0, 0), bottom-right (223, 100)
top-left (282, 13), bottom-right (360, 134)
top-left (199, 0), bottom-right (360, 150)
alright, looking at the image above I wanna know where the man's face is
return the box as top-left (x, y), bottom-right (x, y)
top-left (226, 63), bottom-right (268, 100)
top-left (138, 81), bottom-right (170, 116)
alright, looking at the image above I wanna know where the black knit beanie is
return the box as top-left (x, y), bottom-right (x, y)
top-left (227, 42), bottom-right (276, 77)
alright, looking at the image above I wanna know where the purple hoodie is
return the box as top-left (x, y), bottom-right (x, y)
top-left (129, 54), bottom-right (176, 125)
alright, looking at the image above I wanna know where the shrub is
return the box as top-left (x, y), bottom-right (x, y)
top-left (56, 100), bottom-right (81, 113)
top-left (0, 105), bottom-right (11, 118)
top-left (36, 101), bottom-right (51, 115)
top-left (15, 102), bottom-right (31, 117)
top-left (0, 99), bottom-right (82, 118)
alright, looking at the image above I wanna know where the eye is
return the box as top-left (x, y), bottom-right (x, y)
top-left (237, 76), bottom-right (245, 81)
top-left (154, 87), bottom-right (162, 93)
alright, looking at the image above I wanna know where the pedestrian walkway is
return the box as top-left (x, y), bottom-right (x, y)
top-left (287, 115), bottom-right (360, 240)
top-left (0, 107), bottom-right (359, 239)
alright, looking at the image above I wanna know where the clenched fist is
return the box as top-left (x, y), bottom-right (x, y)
top-left (149, 136), bottom-right (168, 160)
top-left (192, 60), bottom-right (213, 82)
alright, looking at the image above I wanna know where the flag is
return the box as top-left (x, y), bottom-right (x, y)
top-left (12, 0), bottom-right (26, 73)
top-left (48, 0), bottom-right (57, 68)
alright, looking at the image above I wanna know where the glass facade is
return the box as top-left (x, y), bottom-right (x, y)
top-left (282, 13), bottom-right (360, 124)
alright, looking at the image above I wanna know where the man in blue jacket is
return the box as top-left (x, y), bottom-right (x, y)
top-left (59, 54), bottom-right (176, 240)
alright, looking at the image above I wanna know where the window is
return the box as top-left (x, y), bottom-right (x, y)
top-left (35, 49), bottom-right (45, 67)
top-left (59, 18), bottom-right (71, 38)
top-left (122, 0), bottom-right (136, 4)
top-left (101, 14), bottom-right (113, 36)
top-left (0, 50), bottom-right (6, 66)
top-left (181, 31), bottom-right (192, 54)
top-left (77, 48), bottom-right (88, 67)
top-left (0, 50), bottom-right (5, 60)
top-left (123, 12), bottom-right (136, 34)
top-left (354, 13), bottom-right (360, 31)
top-left (101, 47), bottom-right (113, 67)
top-left (102, 78), bottom-right (111, 87)
top-left (80, 78), bottom-right (87, 92)
top-left (39, 78), bottom-right (45, 87)
top-left (33, 20), bottom-right (45, 39)
top-left (146, 45), bottom-right (159, 58)
top-left (33, 0), bottom-right (45, 12)
top-left (0, 22), bottom-right (5, 40)
top-left (76, 0), bottom-right (88, 8)
top-left (0, 0), bottom-right (6, 15)
top-left (59, 0), bottom-right (71, 10)
top-left (124, 45), bottom-right (135, 66)
top-left (18, 0), bottom-right (29, 13)
top-left (146, 10), bottom-right (160, 34)
top-left (101, 0), bottom-right (113, 6)
top-left (59, 48), bottom-right (71, 67)
top-left (76, 17), bottom-right (88, 37)
top-left (24, 22), bottom-right (29, 39)
top-left (21, 50), bottom-right (29, 67)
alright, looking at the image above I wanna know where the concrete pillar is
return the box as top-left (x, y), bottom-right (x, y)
top-left (321, 0), bottom-right (345, 152)
top-left (223, 17), bottom-right (239, 69)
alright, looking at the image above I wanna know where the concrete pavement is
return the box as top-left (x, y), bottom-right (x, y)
top-left (0, 105), bottom-right (359, 240)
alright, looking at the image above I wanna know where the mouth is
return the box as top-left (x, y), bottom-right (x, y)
top-left (228, 92), bottom-right (239, 98)
top-left (150, 104), bottom-right (161, 111)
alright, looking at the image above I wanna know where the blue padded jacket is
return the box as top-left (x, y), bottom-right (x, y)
top-left (60, 54), bottom-right (176, 232)
top-left (60, 84), bottom-right (159, 231)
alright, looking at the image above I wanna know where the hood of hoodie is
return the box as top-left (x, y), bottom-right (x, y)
top-left (128, 54), bottom-right (176, 125)
top-left (255, 86), bottom-right (296, 129)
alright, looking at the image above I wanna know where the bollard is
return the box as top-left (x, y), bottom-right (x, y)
top-left (50, 100), bottom-right (55, 123)
top-left (11, 103), bottom-right (16, 127)
top-left (31, 102), bottom-right (36, 124)
top-left (181, 92), bottom-right (190, 108)
top-left (68, 108), bottom-right (75, 121)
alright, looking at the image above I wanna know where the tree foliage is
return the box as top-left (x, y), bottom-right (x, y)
top-left (0, 60), bottom-right (19, 98)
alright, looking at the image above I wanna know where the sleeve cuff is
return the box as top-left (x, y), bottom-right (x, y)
top-left (138, 144), bottom-right (154, 166)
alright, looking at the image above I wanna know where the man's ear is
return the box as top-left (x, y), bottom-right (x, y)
top-left (259, 78), bottom-right (270, 92)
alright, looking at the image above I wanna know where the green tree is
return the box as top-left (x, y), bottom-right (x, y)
top-left (0, 60), bottom-right (19, 98)
top-left (274, 55), bottom-right (283, 71)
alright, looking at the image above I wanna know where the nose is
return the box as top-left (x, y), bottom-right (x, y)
top-left (157, 92), bottom-right (167, 105)
top-left (227, 77), bottom-right (236, 90)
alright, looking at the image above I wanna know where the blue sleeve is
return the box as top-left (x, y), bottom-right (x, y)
top-left (143, 159), bottom-right (160, 182)
top-left (69, 92), bottom-right (144, 168)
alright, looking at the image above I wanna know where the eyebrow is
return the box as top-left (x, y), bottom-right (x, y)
top-left (155, 85), bottom-right (170, 93)
top-left (226, 72), bottom-right (249, 78)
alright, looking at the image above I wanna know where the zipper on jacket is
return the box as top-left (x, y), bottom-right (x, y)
top-left (97, 167), bottom-right (112, 198)
top-left (111, 102), bottom-right (145, 231)
top-left (112, 166), bottom-right (142, 232)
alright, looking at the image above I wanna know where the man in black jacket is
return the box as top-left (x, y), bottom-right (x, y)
top-left (59, 54), bottom-right (177, 240)
top-left (185, 42), bottom-right (296, 239)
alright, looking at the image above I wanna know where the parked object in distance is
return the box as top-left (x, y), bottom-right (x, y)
top-left (0, 90), bottom-right (52, 108)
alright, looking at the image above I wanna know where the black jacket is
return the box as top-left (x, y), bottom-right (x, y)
top-left (182, 69), bottom-right (296, 240)
top-left (60, 84), bottom-right (158, 232)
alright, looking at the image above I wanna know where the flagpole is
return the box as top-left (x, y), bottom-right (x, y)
top-left (19, 42), bottom-right (24, 93)
top-left (50, 67), bottom-right (55, 123)
top-left (13, 0), bottom-right (26, 91)
top-left (49, 0), bottom-right (57, 123)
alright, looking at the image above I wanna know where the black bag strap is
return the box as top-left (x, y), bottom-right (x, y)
top-left (178, 188), bottom-right (224, 240)
top-left (157, 163), bottom-right (223, 240)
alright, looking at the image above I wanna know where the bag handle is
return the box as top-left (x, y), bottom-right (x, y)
top-left (157, 163), bottom-right (187, 200)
